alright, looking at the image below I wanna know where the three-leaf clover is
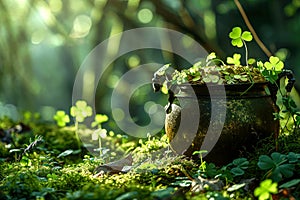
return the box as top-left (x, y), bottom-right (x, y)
top-left (254, 179), bottom-right (278, 200)
top-left (91, 114), bottom-right (109, 128)
top-left (229, 27), bottom-right (253, 47)
top-left (229, 158), bottom-right (249, 176)
top-left (264, 56), bottom-right (284, 72)
top-left (70, 100), bottom-right (92, 122)
top-left (258, 152), bottom-right (295, 182)
top-left (227, 53), bottom-right (241, 66)
top-left (53, 110), bottom-right (70, 127)
top-left (206, 52), bottom-right (216, 63)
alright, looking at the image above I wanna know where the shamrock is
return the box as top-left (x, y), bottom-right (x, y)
top-left (91, 114), bottom-right (109, 128)
top-left (53, 110), bottom-right (70, 127)
top-left (254, 179), bottom-right (278, 200)
top-left (70, 100), bottom-right (93, 122)
top-left (229, 27), bottom-right (253, 48)
top-left (227, 53), bottom-right (241, 66)
top-left (264, 56), bottom-right (284, 72)
top-left (206, 52), bottom-right (216, 63)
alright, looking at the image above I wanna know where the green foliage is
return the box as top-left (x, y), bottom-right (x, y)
top-left (228, 158), bottom-right (249, 177)
top-left (154, 27), bottom-right (281, 87)
top-left (53, 110), bottom-right (70, 127)
top-left (257, 56), bottom-right (284, 84)
top-left (257, 152), bottom-right (299, 182)
top-left (229, 27), bottom-right (253, 48)
top-left (254, 179), bottom-right (278, 200)
top-left (91, 114), bottom-right (109, 128)
top-left (70, 100), bottom-right (93, 123)
top-left (226, 53), bottom-right (241, 66)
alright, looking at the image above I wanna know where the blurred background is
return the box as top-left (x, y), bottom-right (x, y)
top-left (0, 0), bottom-right (300, 128)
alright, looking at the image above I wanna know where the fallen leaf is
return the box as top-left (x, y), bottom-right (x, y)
top-left (94, 154), bottom-right (133, 177)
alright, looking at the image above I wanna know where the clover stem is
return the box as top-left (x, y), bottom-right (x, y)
top-left (242, 39), bottom-right (249, 67)
top-left (207, 59), bottom-right (226, 66)
top-left (99, 136), bottom-right (102, 157)
top-left (74, 121), bottom-right (81, 149)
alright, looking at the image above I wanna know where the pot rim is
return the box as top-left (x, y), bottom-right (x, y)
top-left (174, 81), bottom-right (272, 98)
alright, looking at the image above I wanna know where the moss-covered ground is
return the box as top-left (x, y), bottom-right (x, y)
top-left (0, 116), bottom-right (299, 200)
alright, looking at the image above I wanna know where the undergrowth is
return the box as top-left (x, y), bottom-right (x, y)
top-left (0, 114), bottom-right (299, 200)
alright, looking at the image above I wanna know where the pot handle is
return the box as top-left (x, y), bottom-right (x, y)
top-left (269, 69), bottom-right (295, 102)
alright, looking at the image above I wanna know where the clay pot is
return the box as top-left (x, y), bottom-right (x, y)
top-left (165, 82), bottom-right (279, 165)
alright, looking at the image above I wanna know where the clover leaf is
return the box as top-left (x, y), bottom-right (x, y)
top-left (241, 31), bottom-right (253, 41)
top-left (91, 114), bottom-right (109, 128)
top-left (53, 110), bottom-right (70, 127)
top-left (70, 100), bottom-right (93, 122)
top-left (206, 52), bottom-right (216, 63)
top-left (264, 56), bottom-right (284, 72)
top-left (229, 158), bottom-right (249, 176)
top-left (258, 152), bottom-right (295, 182)
top-left (229, 27), bottom-right (253, 48)
top-left (227, 53), bottom-right (241, 66)
top-left (254, 179), bottom-right (278, 200)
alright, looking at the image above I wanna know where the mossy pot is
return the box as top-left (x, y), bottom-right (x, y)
top-left (164, 82), bottom-right (279, 165)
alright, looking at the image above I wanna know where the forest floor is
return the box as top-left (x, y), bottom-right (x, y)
top-left (0, 116), bottom-right (299, 200)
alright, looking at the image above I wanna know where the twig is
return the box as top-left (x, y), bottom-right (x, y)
top-left (234, 0), bottom-right (272, 57)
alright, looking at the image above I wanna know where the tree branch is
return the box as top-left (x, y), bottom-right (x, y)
top-left (234, 0), bottom-right (272, 57)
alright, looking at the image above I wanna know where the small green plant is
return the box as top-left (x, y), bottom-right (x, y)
top-left (254, 179), bottom-right (278, 200)
top-left (226, 53), bottom-right (241, 66)
top-left (229, 27), bottom-right (253, 66)
top-left (53, 110), bottom-right (70, 127)
top-left (227, 157), bottom-right (249, 177)
top-left (70, 100), bottom-right (93, 123)
top-left (91, 114), bottom-right (109, 157)
top-left (193, 150), bottom-right (208, 172)
top-left (70, 100), bottom-right (93, 149)
top-left (257, 56), bottom-right (284, 84)
top-left (91, 114), bottom-right (108, 129)
top-left (153, 26), bottom-right (285, 87)
top-left (257, 152), bottom-right (299, 182)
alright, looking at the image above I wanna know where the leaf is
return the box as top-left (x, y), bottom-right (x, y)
top-left (70, 100), bottom-right (93, 122)
top-left (227, 183), bottom-right (245, 192)
top-left (94, 154), bottom-right (133, 176)
top-left (274, 61), bottom-right (284, 71)
top-left (53, 110), bottom-right (70, 127)
top-left (192, 76), bottom-right (201, 81)
top-left (277, 164), bottom-right (294, 178)
top-left (57, 149), bottom-right (74, 158)
top-left (229, 27), bottom-right (242, 39)
top-left (151, 188), bottom-right (174, 199)
top-left (232, 158), bottom-right (249, 169)
top-left (206, 52), bottom-right (216, 62)
top-left (258, 155), bottom-right (275, 170)
top-left (9, 149), bottom-right (22, 153)
top-left (234, 75), bottom-right (241, 79)
top-left (209, 74), bottom-right (219, 83)
top-left (231, 38), bottom-right (243, 47)
top-left (254, 179), bottom-right (278, 200)
top-left (248, 58), bottom-right (256, 65)
top-left (241, 31), bottom-right (253, 41)
top-left (230, 167), bottom-right (244, 176)
top-left (279, 179), bottom-right (300, 188)
top-left (240, 77), bottom-right (248, 82)
top-left (270, 152), bottom-right (285, 164)
top-left (270, 56), bottom-right (280, 64)
top-left (227, 57), bottom-right (234, 65)
top-left (95, 114), bottom-right (108, 123)
top-left (264, 62), bottom-right (273, 70)
top-left (203, 77), bottom-right (211, 83)
top-left (287, 152), bottom-right (299, 163)
top-left (116, 191), bottom-right (138, 200)
top-left (257, 61), bottom-right (264, 68)
top-left (155, 64), bottom-right (170, 76)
